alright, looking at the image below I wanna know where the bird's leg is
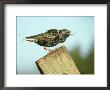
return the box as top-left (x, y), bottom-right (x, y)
top-left (43, 46), bottom-right (48, 50)
top-left (43, 46), bottom-right (53, 53)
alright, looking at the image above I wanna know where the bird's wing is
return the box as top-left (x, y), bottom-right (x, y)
top-left (44, 34), bottom-right (56, 40)
top-left (44, 34), bottom-right (57, 45)
top-left (36, 33), bottom-right (56, 42)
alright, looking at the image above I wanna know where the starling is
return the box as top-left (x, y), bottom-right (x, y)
top-left (25, 29), bottom-right (72, 51)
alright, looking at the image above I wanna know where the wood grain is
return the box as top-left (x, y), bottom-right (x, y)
top-left (35, 46), bottom-right (80, 74)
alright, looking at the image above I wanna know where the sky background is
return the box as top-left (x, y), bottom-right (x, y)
top-left (16, 16), bottom-right (94, 74)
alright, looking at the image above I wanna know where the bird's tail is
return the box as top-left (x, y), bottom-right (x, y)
top-left (23, 37), bottom-right (34, 42)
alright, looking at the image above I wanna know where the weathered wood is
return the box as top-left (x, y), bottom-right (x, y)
top-left (35, 46), bottom-right (80, 74)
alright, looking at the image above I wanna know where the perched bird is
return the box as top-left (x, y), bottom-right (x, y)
top-left (25, 29), bottom-right (73, 51)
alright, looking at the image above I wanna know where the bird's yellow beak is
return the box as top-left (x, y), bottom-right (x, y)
top-left (69, 33), bottom-right (74, 35)
top-left (69, 32), bottom-right (76, 35)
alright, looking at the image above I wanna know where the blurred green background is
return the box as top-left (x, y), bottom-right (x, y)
top-left (70, 45), bottom-right (94, 74)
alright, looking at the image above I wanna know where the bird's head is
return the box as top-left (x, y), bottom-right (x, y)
top-left (61, 29), bottom-right (73, 37)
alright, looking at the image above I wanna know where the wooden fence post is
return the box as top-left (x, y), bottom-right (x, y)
top-left (35, 46), bottom-right (80, 74)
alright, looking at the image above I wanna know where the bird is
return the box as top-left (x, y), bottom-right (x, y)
top-left (24, 29), bottom-right (73, 52)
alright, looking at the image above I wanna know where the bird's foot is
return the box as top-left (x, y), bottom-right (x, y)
top-left (48, 50), bottom-right (53, 53)
top-left (43, 47), bottom-right (53, 53)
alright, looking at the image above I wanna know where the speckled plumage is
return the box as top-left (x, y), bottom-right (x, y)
top-left (25, 29), bottom-right (71, 47)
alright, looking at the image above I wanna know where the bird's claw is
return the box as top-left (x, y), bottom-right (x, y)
top-left (43, 47), bottom-right (53, 53)
top-left (48, 50), bottom-right (53, 53)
